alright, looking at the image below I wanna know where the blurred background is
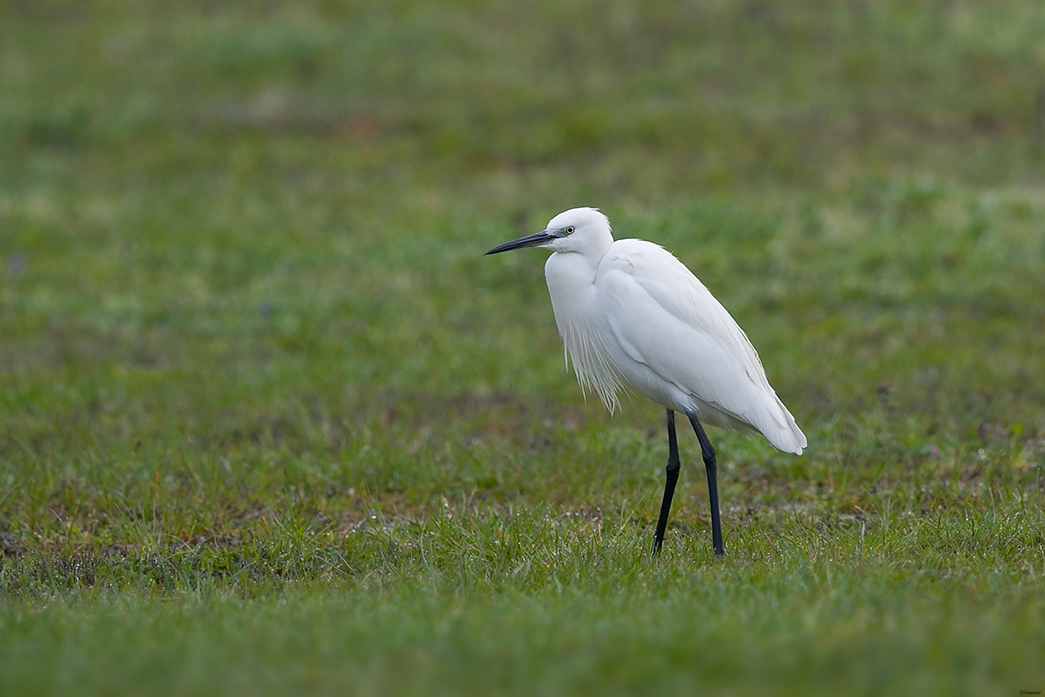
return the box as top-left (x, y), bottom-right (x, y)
top-left (1, 0), bottom-right (1044, 549)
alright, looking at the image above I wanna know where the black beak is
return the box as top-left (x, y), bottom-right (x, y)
top-left (485, 230), bottom-right (555, 255)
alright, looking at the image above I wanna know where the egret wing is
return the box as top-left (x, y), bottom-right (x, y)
top-left (597, 239), bottom-right (806, 453)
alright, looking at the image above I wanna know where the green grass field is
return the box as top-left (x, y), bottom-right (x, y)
top-left (2, 1), bottom-right (1045, 694)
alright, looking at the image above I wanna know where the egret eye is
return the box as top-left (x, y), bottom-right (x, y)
top-left (565, 226), bottom-right (575, 235)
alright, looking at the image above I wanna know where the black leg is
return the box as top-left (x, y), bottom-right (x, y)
top-left (685, 411), bottom-right (724, 557)
top-left (653, 409), bottom-right (681, 555)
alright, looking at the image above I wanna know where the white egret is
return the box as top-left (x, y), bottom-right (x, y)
top-left (486, 207), bottom-right (806, 556)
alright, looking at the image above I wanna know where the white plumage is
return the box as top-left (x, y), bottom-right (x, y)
top-left (540, 208), bottom-right (804, 454)
top-left (487, 206), bottom-right (806, 555)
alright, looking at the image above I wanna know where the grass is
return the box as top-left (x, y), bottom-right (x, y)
top-left (2, 0), bottom-right (1045, 694)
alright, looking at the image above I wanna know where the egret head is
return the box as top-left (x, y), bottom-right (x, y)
top-left (485, 207), bottom-right (613, 257)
